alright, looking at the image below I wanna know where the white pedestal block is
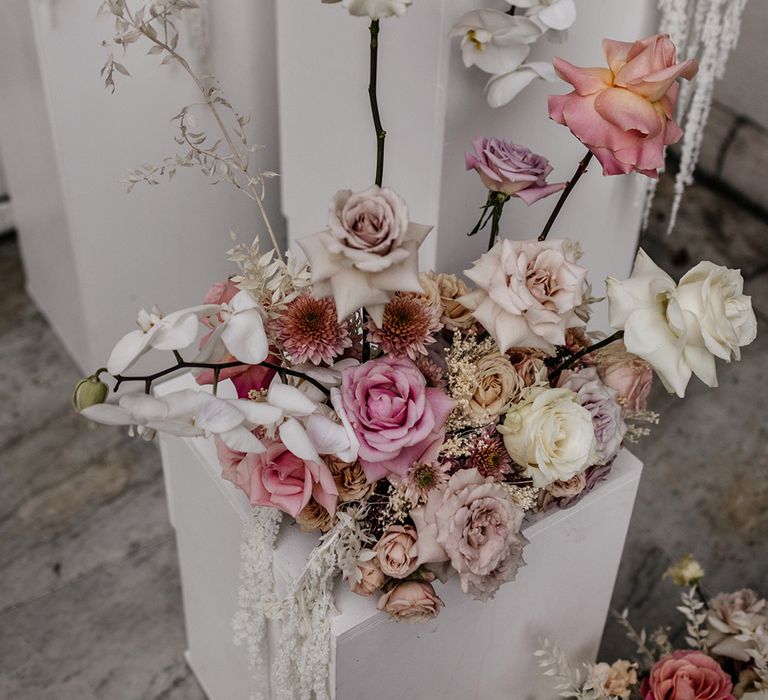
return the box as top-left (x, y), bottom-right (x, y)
top-left (158, 376), bottom-right (642, 700)
top-left (276, 0), bottom-right (657, 329)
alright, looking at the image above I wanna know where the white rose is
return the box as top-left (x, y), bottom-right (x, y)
top-left (322, 0), bottom-right (412, 20)
top-left (498, 386), bottom-right (596, 488)
top-left (606, 249), bottom-right (756, 398)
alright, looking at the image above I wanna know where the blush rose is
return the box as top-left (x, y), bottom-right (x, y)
top-left (642, 650), bottom-right (735, 700)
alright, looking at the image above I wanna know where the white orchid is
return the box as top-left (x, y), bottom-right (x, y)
top-left (510, 0), bottom-right (577, 35)
top-left (450, 9), bottom-right (542, 76)
top-left (80, 388), bottom-right (276, 452)
top-left (193, 289), bottom-right (269, 366)
top-left (485, 61), bottom-right (556, 108)
top-left (107, 304), bottom-right (220, 375)
top-left (606, 249), bottom-right (756, 398)
top-left (322, 0), bottom-right (412, 20)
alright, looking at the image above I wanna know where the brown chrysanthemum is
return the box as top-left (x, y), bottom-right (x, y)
top-left (463, 430), bottom-right (513, 479)
top-left (403, 461), bottom-right (450, 505)
top-left (270, 295), bottom-right (352, 365)
top-left (367, 295), bottom-right (440, 360)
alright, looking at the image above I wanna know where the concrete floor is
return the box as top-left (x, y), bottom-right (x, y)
top-left (0, 173), bottom-right (766, 698)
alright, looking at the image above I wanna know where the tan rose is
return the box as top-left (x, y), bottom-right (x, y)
top-left (592, 660), bottom-right (637, 699)
top-left (374, 525), bottom-right (419, 578)
top-left (348, 553), bottom-right (387, 597)
top-left (434, 273), bottom-right (475, 331)
top-left (468, 351), bottom-right (525, 424)
top-left (412, 272), bottom-right (444, 325)
top-left (377, 580), bottom-right (444, 623)
top-left (547, 473), bottom-right (587, 499)
top-left (326, 457), bottom-right (374, 502)
top-left (295, 498), bottom-right (334, 533)
top-left (508, 348), bottom-right (547, 387)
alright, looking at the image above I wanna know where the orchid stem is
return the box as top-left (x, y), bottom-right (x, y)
top-left (538, 150), bottom-right (594, 241)
top-left (549, 330), bottom-right (624, 381)
top-left (369, 19), bottom-right (386, 187)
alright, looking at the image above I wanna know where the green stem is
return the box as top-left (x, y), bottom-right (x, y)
top-left (369, 20), bottom-right (386, 187)
top-left (538, 150), bottom-right (594, 241)
top-left (488, 195), bottom-right (508, 250)
top-left (549, 330), bottom-right (624, 381)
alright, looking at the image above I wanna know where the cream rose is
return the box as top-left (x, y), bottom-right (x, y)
top-left (498, 386), bottom-right (596, 487)
top-left (461, 239), bottom-right (589, 353)
top-left (607, 249), bottom-right (756, 398)
top-left (468, 351), bottom-right (526, 423)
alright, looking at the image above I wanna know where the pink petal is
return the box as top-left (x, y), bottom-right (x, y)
top-left (516, 181), bottom-right (567, 205)
top-left (594, 87), bottom-right (664, 138)
top-left (552, 58), bottom-right (611, 96)
top-left (602, 38), bottom-right (634, 74)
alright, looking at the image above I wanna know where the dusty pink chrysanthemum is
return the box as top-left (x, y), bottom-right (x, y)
top-left (402, 461), bottom-right (451, 505)
top-left (271, 295), bottom-right (352, 365)
top-left (463, 430), bottom-right (513, 479)
top-left (367, 296), bottom-right (440, 360)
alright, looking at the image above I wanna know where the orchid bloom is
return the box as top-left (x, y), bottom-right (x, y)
top-left (450, 10), bottom-right (541, 76)
top-left (107, 304), bottom-right (220, 375)
top-left (486, 61), bottom-right (557, 108)
top-left (510, 0), bottom-right (577, 35)
top-left (80, 388), bottom-right (278, 453)
top-left (193, 290), bottom-right (269, 366)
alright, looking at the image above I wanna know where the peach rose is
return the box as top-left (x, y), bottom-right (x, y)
top-left (548, 34), bottom-right (698, 177)
top-left (643, 650), bottom-right (735, 700)
top-left (434, 273), bottom-right (476, 332)
top-left (595, 342), bottom-right (654, 412)
top-left (377, 581), bottom-right (444, 623)
top-left (374, 525), bottom-right (419, 579)
top-left (468, 351), bottom-right (526, 423)
top-left (348, 554), bottom-right (387, 597)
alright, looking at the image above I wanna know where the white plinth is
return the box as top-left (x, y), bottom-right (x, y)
top-left (158, 380), bottom-right (642, 700)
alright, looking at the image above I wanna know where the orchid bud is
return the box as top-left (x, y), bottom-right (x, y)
top-left (72, 375), bottom-right (109, 411)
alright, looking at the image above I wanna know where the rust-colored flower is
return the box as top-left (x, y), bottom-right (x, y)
top-left (295, 498), bottom-right (334, 533)
top-left (326, 457), bottom-right (374, 502)
top-left (270, 295), bottom-right (352, 365)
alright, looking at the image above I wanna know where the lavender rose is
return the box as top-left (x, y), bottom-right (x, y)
top-left (466, 137), bottom-right (566, 204)
top-left (412, 468), bottom-right (527, 600)
top-left (340, 356), bottom-right (456, 482)
top-left (377, 580), bottom-right (444, 623)
top-left (559, 367), bottom-right (627, 465)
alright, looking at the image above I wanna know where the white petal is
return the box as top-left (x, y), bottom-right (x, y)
top-left (146, 420), bottom-right (205, 438)
top-left (538, 0), bottom-right (576, 30)
top-left (151, 312), bottom-right (201, 352)
top-left (304, 414), bottom-right (351, 456)
top-left (162, 389), bottom-right (206, 420)
top-left (229, 290), bottom-right (259, 313)
top-left (221, 309), bottom-right (268, 364)
top-left (120, 393), bottom-right (169, 423)
top-left (279, 417), bottom-right (321, 463)
top-left (80, 403), bottom-right (134, 426)
top-left (219, 426), bottom-right (265, 454)
top-left (486, 67), bottom-right (540, 108)
top-left (107, 329), bottom-right (153, 375)
top-left (196, 396), bottom-right (246, 433)
top-left (229, 399), bottom-right (284, 426)
top-left (267, 381), bottom-right (317, 417)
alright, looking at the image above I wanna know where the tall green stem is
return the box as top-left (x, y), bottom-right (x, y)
top-left (538, 150), bottom-right (594, 241)
top-left (368, 20), bottom-right (386, 186)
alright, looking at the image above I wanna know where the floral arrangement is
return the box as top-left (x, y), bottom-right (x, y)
top-left (74, 1), bottom-right (757, 697)
top-left (538, 555), bottom-right (768, 700)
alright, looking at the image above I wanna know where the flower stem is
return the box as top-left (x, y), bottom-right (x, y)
top-left (488, 194), bottom-right (509, 250)
top-left (111, 357), bottom-right (330, 397)
top-left (369, 20), bottom-right (386, 187)
top-left (549, 330), bottom-right (624, 381)
top-left (538, 150), bottom-right (594, 241)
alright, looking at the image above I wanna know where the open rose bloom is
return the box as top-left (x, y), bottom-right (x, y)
top-left (80, 14), bottom-right (758, 641)
top-left (549, 34), bottom-right (698, 177)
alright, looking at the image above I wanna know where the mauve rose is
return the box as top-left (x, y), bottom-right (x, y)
top-left (374, 525), bottom-right (419, 579)
top-left (548, 34), bottom-right (698, 177)
top-left (642, 650), bottom-right (735, 700)
top-left (460, 238), bottom-right (589, 354)
top-left (377, 580), bottom-right (444, 623)
top-left (595, 342), bottom-right (654, 412)
top-left (215, 437), bottom-right (338, 518)
top-left (348, 556), bottom-right (386, 597)
top-left (537, 463), bottom-right (612, 511)
top-left (466, 137), bottom-right (566, 204)
top-left (558, 367), bottom-right (627, 465)
top-left (708, 589), bottom-right (768, 662)
top-left (412, 468), bottom-right (527, 601)
top-left (328, 186), bottom-right (412, 273)
top-left (340, 356), bottom-right (456, 482)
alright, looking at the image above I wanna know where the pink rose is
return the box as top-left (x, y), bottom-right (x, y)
top-left (461, 238), bottom-right (589, 353)
top-left (340, 356), bottom-right (456, 482)
top-left (216, 437), bottom-right (338, 518)
top-left (348, 557), bottom-right (387, 597)
top-left (465, 137), bottom-right (566, 204)
top-left (374, 525), bottom-right (419, 579)
top-left (643, 650), bottom-right (735, 700)
top-left (595, 343), bottom-right (654, 412)
top-left (203, 278), bottom-right (239, 307)
top-left (377, 580), bottom-right (444, 623)
top-left (548, 34), bottom-right (698, 177)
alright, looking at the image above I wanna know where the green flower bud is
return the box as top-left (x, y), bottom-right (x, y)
top-left (72, 375), bottom-right (109, 411)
